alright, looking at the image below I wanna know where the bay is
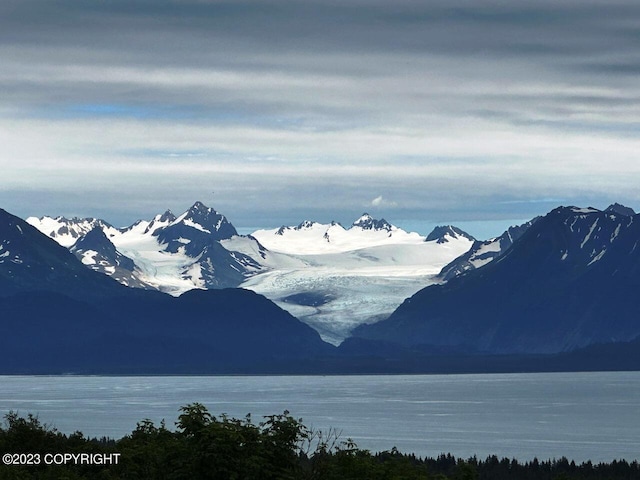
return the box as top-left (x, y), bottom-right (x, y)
top-left (1, 371), bottom-right (639, 462)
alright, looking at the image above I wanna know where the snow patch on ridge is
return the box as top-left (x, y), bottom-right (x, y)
top-left (570, 207), bottom-right (599, 214)
top-left (182, 218), bottom-right (211, 233)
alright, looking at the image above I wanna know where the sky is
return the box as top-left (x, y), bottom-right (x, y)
top-left (2, 0), bottom-right (640, 239)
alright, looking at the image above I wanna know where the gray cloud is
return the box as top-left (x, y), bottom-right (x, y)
top-left (2, 0), bottom-right (640, 237)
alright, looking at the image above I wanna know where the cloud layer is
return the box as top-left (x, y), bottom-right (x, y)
top-left (1, 0), bottom-right (640, 235)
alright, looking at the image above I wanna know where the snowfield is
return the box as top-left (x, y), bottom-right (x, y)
top-left (252, 219), bottom-right (426, 255)
top-left (114, 233), bottom-right (205, 294)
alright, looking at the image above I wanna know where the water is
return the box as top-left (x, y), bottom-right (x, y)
top-left (1, 372), bottom-right (639, 462)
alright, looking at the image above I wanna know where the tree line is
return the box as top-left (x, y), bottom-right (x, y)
top-left (0, 404), bottom-right (638, 479)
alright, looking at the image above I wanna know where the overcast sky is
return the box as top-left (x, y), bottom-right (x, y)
top-left (2, 0), bottom-right (640, 238)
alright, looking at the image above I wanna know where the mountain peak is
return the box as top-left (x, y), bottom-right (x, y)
top-left (183, 201), bottom-right (220, 224)
top-left (153, 202), bottom-right (238, 244)
top-left (141, 209), bottom-right (177, 235)
top-left (176, 202), bottom-right (236, 234)
top-left (426, 225), bottom-right (475, 244)
top-left (351, 213), bottom-right (393, 232)
top-left (72, 225), bottom-right (109, 248)
top-left (188, 201), bottom-right (210, 213)
top-left (157, 209), bottom-right (177, 223)
top-left (71, 226), bottom-right (137, 274)
top-left (605, 203), bottom-right (635, 217)
top-left (295, 220), bottom-right (317, 230)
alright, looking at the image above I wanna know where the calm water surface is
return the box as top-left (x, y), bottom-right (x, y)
top-left (1, 372), bottom-right (639, 462)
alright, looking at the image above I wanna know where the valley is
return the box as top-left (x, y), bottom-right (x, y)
top-left (9, 200), bottom-right (640, 371)
top-left (27, 203), bottom-right (474, 343)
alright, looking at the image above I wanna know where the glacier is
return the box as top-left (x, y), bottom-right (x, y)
top-left (26, 203), bottom-right (474, 344)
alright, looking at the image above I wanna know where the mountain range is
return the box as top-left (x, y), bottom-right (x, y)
top-left (1, 208), bottom-right (332, 373)
top-left (28, 201), bottom-right (263, 294)
top-left (5, 201), bottom-right (640, 373)
top-left (28, 203), bottom-right (475, 344)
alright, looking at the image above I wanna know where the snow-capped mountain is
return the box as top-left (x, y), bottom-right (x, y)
top-left (10, 201), bottom-right (640, 373)
top-left (154, 200), bottom-right (238, 247)
top-left (438, 218), bottom-right (539, 281)
top-left (354, 204), bottom-right (640, 355)
top-left (27, 206), bottom-right (476, 344)
top-left (1, 208), bottom-right (125, 300)
top-left (351, 213), bottom-right (394, 232)
top-left (28, 202), bottom-right (265, 294)
top-left (425, 225), bottom-right (475, 244)
top-left (70, 227), bottom-right (151, 289)
top-left (1, 207), bottom-right (333, 374)
top-left (605, 202), bottom-right (635, 217)
top-left (252, 213), bottom-right (438, 254)
top-left (25, 215), bottom-right (120, 248)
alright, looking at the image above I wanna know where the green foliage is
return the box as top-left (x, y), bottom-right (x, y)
top-left (118, 405), bottom-right (310, 480)
top-left (1, 406), bottom-right (639, 479)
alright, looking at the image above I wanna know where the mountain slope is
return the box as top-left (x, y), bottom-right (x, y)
top-left (438, 218), bottom-right (539, 281)
top-left (0, 208), bottom-right (128, 300)
top-left (70, 226), bottom-right (151, 289)
top-left (1, 207), bottom-right (334, 373)
top-left (353, 205), bottom-right (640, 354)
